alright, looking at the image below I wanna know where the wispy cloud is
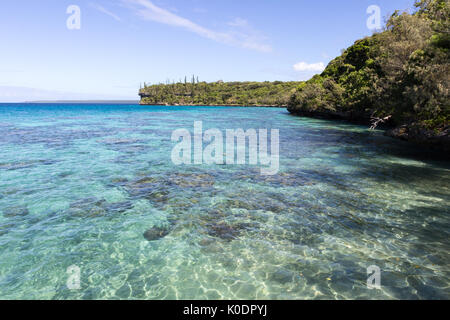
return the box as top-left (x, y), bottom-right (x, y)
top-left (293, 61), bottom-right (325, 72)
top-left (90, 3), bottom-right (121, 21)
top-left (122, 0), bottom-right (271, 52)
top-left (227, 18), bottom-right (249, 28)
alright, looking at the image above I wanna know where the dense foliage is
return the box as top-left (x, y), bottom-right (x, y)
top-left (288, 0), bottom-right (449, 137)
top-left (139, 80), bottom-right (301, 107)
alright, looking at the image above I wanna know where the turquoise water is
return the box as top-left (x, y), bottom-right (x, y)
top-left (0, 103), bottom-right (448, 300)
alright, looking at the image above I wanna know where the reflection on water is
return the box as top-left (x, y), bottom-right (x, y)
top-left (0, 104), bottom-right (448, 299)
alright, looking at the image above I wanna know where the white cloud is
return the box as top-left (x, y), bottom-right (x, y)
top-left (90, 3), bottom-right (121, 21)
top-left (122, 0), bottom-right (271, 52)
top-left (293, 61), bottom-right (325, 72)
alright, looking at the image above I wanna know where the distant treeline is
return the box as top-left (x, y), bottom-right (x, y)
top-left (139, 79), bottom-right (301, 107)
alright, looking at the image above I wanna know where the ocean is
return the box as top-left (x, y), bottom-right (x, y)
top-left (0, 103), bottom-right (448, 299)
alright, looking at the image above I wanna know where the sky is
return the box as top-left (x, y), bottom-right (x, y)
top-left (0, 0), bottom-right (415, 102)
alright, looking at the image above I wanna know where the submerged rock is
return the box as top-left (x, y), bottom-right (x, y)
top-left (0, 159), bottom-right (58, 171)
top-left (269, 268), bottom-right (295, 284)
top-left (68, 198), bottom-right (135, 218)
top-left (116, 283), bottom-right (131, 299)
top-left (98, 138), bottom-right (141, 145)
top-left (143, 226), bottom-right (170, 241)
top-left (144, 190), bottom-right (170, 203)
top-left (108, 177), bottom-right (129, 186)
top-left (2, 206), bottom-right (29, 218)
top-left (0, 161), bottom-right (35, 171)
top-left (105, 201), bottom-right (134, 214)
top-left (68, 198), bottom-right (107, 218)
top-left (215, 195), bottom-right (288, 214)
top-left (232, 170), bottom-right (316, 187)
top-left (126, 176), bottom-right (168, 202)
top-left (205, 222), bottom-right (242, 241)
top-left (70, 197), bottom-right (106, 209)
top-left (169, 173), bottom-right (215, 188)
top-left (58, 171), bottom-right (73, 178)
top-left (134, 177), bottom-right (158, 185)
top-left (198, 237), bottom-right (216, 247)
top-left (162, 197), bottom-right (198, 212)
top-left (0, 222), bottom-right (16, 236)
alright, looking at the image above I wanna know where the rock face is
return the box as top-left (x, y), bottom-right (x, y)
top-left (385, 125), bottom-right (450, 153)
top-left (289, 109), bottom-right (450, 154)
top-left (287, 108), bottom-right (372, 125)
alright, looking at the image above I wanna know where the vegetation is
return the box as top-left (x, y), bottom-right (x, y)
top-left (138, 1), bottom-right (448, 149)
top-left (288, 0), bottom-right (449, 147)
top-left (139, 78), bottom-right (301, 107)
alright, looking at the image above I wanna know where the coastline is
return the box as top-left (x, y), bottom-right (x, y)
top-left (139, 101), bottom-right (286, 108)
top-left (139, 101), bottom-right (449, 155)
top-left (287, 109), bottom-right (450, 155)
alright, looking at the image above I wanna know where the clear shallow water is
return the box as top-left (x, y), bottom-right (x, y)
top-left (0, 103), bottom-right (448, 300)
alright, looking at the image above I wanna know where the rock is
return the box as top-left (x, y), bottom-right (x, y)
top-left (125, 177), bottom-right (171, 205)
top-left (69, 197), bottom-right (106, 209)
top-left (2, 206), bottom-right (29, 218)
top-left (134, 177), bottom-right (157, 185)
top-left (106, 201), bottom-right (134, 214)
top-left (269, 268), bottom-right (295, 284)
top-left (199, 237), bottom-right (216, 247)
top-left (386, 124), bottom-right (450, 153)
top-left (58, 172), bottom-right (73, 178)
top-left (0, 161), bottom-right (35, 171)
top-left (234, 170), bottom-right (316, 187)
top-left (206, 222), bottom-right (243, 241)
top-left (163, 198), bottom-right (197, 212)
top-left (109, 177), bottom-right (129, 186)
top-left (116, 283), bottom-right (131, 299)
top-left (98, 138), bottom-right (141, 145)
top-left (0, 160), bottom-right (58, 171)
top-left (144, 190), bottom-right (170, 203)
top-left (143, 226), bottom-right (170, 241)
top-left (68, 198), bottom-right (107, 218)
top-left (223, 199), bottom-right (255, 211)
top-left (0, 222), bottom-right (16, 236)
top-left (169, 173), bottom-right (215, 188)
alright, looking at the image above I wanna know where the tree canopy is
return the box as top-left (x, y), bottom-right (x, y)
top-left (139, 79), bottom-right (301, 107)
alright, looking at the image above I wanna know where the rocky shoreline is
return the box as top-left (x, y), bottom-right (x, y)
top-left (385, 124), bottom-right (450, 154)
top-left (288, 109), bottom-right (450, 155)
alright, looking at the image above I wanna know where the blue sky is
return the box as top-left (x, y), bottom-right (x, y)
top-left (0, 0), bottom-right (415, 101)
